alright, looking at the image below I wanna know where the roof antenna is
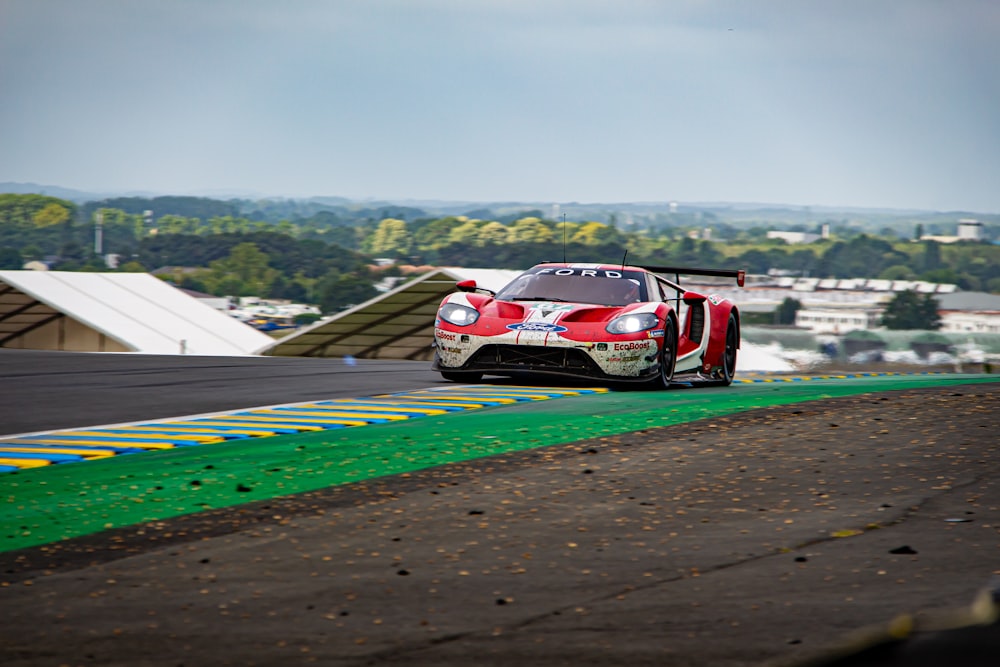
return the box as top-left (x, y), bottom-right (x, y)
top-left (620, 248), bottom-right (628, 272)
top-left (562, 213), bottom-right (567, 263)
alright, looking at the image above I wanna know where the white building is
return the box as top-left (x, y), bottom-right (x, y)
top-left (766, 224), bottom-right (830, 245)
top-left (767, 231), bottom-right (821, 244)
top-left (958, 219), bottom-right (984, 241)
top-left (940, 311), bottom-right (1000, 334)
top-left (937, 291), bottom-right (1000, 334)
top-left (795, 308), bottom-right (882, 334)
top-left (700, 274), bottom-right (962, 334)
top-left (919, 218), bottom-right (984, 244)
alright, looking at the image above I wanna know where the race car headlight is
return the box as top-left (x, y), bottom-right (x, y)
top-left (438, 303), bottom-right (480, 327)
top-left (606, 312), bottom-right (659, 334)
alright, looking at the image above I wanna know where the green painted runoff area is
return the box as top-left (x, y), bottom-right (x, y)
top-left (2, 374), bottom-right (996, 552)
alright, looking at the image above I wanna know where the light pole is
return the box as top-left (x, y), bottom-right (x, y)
top-left (94, 210), bottom-right (103, 255)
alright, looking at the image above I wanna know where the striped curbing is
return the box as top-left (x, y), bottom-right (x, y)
top-left (0, 385), bottom-right (609, 471)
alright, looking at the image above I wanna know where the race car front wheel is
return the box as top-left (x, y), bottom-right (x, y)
top-left (657, 318), bottom-right (677, 389)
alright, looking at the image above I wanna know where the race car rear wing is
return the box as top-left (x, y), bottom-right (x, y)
top-left (641, 265), bottom-right (746, 287)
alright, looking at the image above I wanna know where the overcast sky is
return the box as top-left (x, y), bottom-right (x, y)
top-left (1, 0), bottom-right (998, 212)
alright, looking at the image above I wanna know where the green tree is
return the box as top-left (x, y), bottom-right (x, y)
top-left (735, 249), bottom-right (771, 274)
top-left (476, 221), bottom-right (511, 246)
top-left (553, 221), bottom-right (579, 244)
top-left (775, 297), bottom-right (802, 325)
top-left (816, 235), bottom-right (908, 278)
top-left (880, 290), bottom-right (941, 330)
top-left (672, 236), bottom-right (700, 264)
top-left (315, 272), bottom-right (378, 313)
top-left (509, 217), bottom-right (554, 244)
top-left (447, 219), bottom-right (485, 245)
top-left (369, 218), bottom-right (411, 256)
top-left (412, 217), bottom-right (467, 251)
top-left (696, 239), bottom-right (722, 266)
top-left (294, 312), bottom-right (322, 326)
top-left (785, 248), bottom-right (819, 276)
top-left (81, 196), bottom-right (238, 222)
top-left (0, 246), bottom-right (22, 268)
top-left (571, 221), bottom-right (621, 246)
top-left (91, 208), bottom-right (145, 252)
top-left (263, 274), bottom-right (302, 302)
top-left (206, 216), bottom-right (265, 235)
top-left (922, 240), bottom-right (942, 272)
top-left (879, 264), bottom-right (917, 280)
top-left (56, 241), bottom-right (86, 264)
top-left (199, 242), bottom-right (279, 296)
top-left (316, 225), bottom-right (364, 250)
top-left (117, 260), bottom-right (147, 272)
top-left (0, 194), bottom-right (77, 230)
top-left (919, 268), bottom-right (960, 285)
top-left (33, 203), bottom-right (71, 228)
top-left (158, 214), bottom-right (202, 235)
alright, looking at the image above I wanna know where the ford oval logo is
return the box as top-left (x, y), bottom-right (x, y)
top-left (506, 322), bottom-right (568, 333)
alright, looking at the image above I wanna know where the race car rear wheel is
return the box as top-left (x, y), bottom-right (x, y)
top-left (441, 371), bottom-right (484, 383)
top-left (717, 314), bottom-right (738, 386)
top-left (657, 317), bottom-right (677, 389)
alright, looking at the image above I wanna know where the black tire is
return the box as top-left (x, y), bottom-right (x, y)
top-left (656, 317), bottom-right (677, 389)
top-left (716, 314), bottom-right (738, 386)
top-left (441, 371), bottom-right (483, 383)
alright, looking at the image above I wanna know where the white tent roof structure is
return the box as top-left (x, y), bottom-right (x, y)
top-left (0, 271), bottom-right (273, 355)
top-left (259, 267), bottom-right (520, 360)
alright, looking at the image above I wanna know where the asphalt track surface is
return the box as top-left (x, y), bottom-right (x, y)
top-left (1, 350), bottom-right (999, 667)
top-left (0, 350), bottom-right (447, 437)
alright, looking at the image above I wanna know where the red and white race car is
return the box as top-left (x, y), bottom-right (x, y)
top-left (432, 262), bottom-right (745, 388)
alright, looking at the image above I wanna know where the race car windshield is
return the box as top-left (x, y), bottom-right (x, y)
top-left (496, 269), bottom-right (647, 306)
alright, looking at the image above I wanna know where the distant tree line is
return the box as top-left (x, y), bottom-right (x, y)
top-left (2, 193), bottom-right (999, 315)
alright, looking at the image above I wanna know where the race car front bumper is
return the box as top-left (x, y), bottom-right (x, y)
top-left (433, 331), bottom-right (664, 382)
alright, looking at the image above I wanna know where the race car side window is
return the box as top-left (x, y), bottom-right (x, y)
top-left (655, 277), bottom-right (683, 317)
top-left (653, 279), bottom-right (671, 302)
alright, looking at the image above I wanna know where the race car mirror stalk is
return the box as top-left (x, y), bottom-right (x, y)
top-left (455, 279), bottom-right (496, 296)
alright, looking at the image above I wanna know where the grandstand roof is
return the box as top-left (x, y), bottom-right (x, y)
top-left (259, 268), bottom-right (519, 360)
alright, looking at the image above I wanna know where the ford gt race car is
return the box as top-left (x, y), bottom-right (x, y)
top-left (432, 262), bottom-right (745, 388)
